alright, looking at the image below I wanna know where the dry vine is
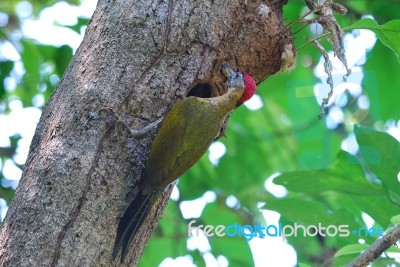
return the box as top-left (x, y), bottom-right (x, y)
top-left (290, 0), bottom-right (352, 119)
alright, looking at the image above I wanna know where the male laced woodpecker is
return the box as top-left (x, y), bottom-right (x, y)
top-left (111, 63), bottom-right (257, 262)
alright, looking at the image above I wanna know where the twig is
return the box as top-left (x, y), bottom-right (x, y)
top-left (296, 32), bottom-right (332, 52)
top-left (287, 5), bottom-right (322, 28)
top-left (346, 225), bottom-right (400, 267)
top-left (291, 18), bottom-right (318, 35)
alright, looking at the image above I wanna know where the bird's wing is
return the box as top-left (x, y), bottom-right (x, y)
top-left (145, 97), bottom-right (223, 188)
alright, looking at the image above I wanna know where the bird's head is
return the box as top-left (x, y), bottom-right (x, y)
top-left (222, 63), bottom-right (257, 105)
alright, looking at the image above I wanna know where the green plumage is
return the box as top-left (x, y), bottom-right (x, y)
top-left (144, 84), bottom-right (243, 191)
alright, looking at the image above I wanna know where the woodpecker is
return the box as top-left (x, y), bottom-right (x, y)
top-left (112, 64), bottom-right (257, 262)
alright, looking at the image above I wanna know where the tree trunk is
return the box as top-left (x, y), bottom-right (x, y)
top-left (0, 0), bottom-right (293, 266)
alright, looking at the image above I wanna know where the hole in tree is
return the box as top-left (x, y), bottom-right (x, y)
top-left (187, 83), bottom-right (214, 98)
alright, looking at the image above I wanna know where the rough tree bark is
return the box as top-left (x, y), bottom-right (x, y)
top-left (0, 0), bottom-right (294, 266)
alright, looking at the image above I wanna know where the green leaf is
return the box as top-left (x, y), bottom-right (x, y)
top-left (354, 126), bottom-right (400, 199)
top-left (202, 202), bottom-right (254, 266)
top-left (55, 45), bottom-right (73, 76)
top-left (334, 243), bottom-right (369, 257)
top-left (274, 151), bottom-right (384, 196)
top-left (344, 18), bottom-right (400, 62)
top-left (180, 155), bottom-right (218, 200)
top-left (386, 245), bottom-right (400, 253)
top-left (263, 198), bottom-right (332, 225)
top-left (188, 250), bottom-right (206, 267)
top-left (139, 201), bottom-right (187, 266)
top-left (21, 39), bottom-right (41, 87)
top-left (62, 17), bottom-right (90, 34)
top-left (363, 43), bottom-right (400, 120)
top-left (274, 170), bottom-right (382, 196)
top-left (138, 238), bottom-right (186, 267)
top-left (390, 215), bottom-right (400, 225)
top-left (351, 194), bottom-right (398, 228)
top-left (0, 186), bottom-right (15, 204)
top-left (345, 1), bottom-right (400, 23)
top-left (0, 60), bottom-right (14, 101)
top-left (371, 258), bottom-right (400, 267)
top-left (209, 237), bottom-right (254, 267)
top-left (0, 60), bottom-right (14, 77)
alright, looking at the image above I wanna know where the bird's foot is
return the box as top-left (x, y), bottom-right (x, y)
top-left (98, 107), bottom-right (162, 140)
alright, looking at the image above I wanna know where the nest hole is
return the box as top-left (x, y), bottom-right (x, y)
top-left (187, 83), bottom-right (215, 98)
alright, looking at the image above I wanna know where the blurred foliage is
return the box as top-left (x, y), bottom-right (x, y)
top-left (344, 18), bottom-right (400, 63)
top-left (0, 0), bottom-right (81, 18)
top-left (0, 0), bottom-right (400, 267)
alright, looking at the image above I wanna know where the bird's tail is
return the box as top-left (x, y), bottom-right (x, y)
top-left (112, 191), bottom-right (155, 262)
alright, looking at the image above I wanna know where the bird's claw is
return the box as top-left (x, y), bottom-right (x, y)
top-left (98, 107), bottom-right (119, 121)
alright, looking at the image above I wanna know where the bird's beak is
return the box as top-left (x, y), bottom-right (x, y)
top-left (222, 63), bottom-right (237, 78)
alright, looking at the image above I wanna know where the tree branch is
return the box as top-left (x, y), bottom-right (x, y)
top-left (346, 225), bottom-right (400, 267)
